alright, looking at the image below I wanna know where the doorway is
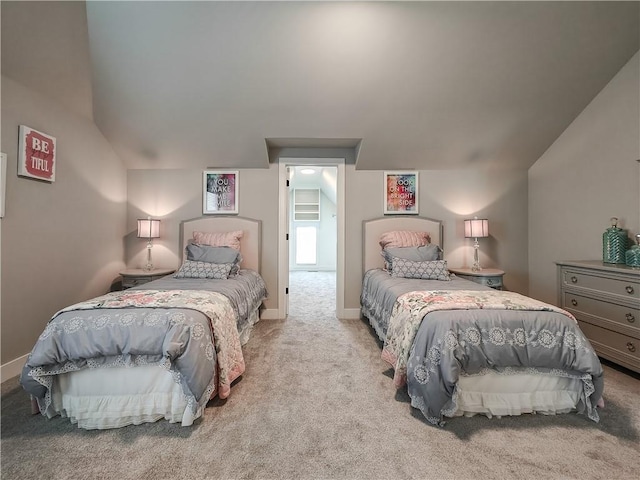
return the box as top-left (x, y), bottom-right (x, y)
top-left (278, 159), bottom-right (345, 319)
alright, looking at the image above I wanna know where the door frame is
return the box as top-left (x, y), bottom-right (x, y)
top-left (278, 158), bottom-right (345, 319)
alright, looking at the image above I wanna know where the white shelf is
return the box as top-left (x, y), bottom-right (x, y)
top-left (293, 188), bottom-right (320, 221)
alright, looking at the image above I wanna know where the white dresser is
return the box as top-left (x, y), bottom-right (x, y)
top-left (557, 260), bottom-right (640, 373)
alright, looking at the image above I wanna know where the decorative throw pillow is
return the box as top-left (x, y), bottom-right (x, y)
top-left (379, 230), bottom-right (431, 249)
top-left (390, 258), bottom-right (451, 281)
top-left (174, 261), bottom-right (233, 279)
top-left (381, 244), bottom-right (443, 270)
top-left (193, 230), bottom-right (243, 251)
top-left (186, 244), bottom-right (242, 275)
top-left (186, 244), bottom-right (242, 265)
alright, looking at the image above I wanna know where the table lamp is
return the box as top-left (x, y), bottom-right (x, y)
top-left (464, 217), bottom-right (489, 272)
top-left (137, 217), bottom-right (160, 271)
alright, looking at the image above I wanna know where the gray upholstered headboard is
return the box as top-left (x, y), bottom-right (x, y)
top-left (179, 216), bottom-right (262, 272)
top-left (362, 216), bottom-right (444, 273)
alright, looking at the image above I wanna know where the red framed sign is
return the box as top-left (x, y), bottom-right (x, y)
top-left (18, 125), bottom-right (56, 182)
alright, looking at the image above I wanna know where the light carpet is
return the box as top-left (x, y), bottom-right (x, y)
top-left (2, 271), bottom-right (639, 480)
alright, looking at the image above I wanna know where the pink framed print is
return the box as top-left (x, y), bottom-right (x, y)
top-left (203, 170), bottom-right (239, 214)
top-left (18, 125), bottom-right (56, 182)
top-left (383, 171), bottom-right (419, 215)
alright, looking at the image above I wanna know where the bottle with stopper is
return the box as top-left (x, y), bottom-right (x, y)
top-left (603, 217), bottom-right (628, 264)
top-left (625, 234), bottom-right (640, 268)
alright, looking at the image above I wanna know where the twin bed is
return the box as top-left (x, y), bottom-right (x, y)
top-left (21, 216), bottom-right (267, 429)
top-left (360, 216), bottom-right (604, 426)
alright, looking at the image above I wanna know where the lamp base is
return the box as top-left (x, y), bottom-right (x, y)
top-left (472, 238), bottom-right (482, 272)
top-left (144, 243), bottom-right (154, 272)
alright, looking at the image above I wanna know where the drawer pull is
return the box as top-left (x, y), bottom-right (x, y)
top-left (627, 342), bottom-right (636, 353)
top-left (570, 276), bottom-right (578, 284)
top-left (625, 285), bottom-right (634, 294)
top-left (626, 313), bottom-right (636, 323)
top-left (571, 299), bottom-right (578, 307)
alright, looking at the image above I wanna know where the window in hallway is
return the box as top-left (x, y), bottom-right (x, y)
top-left (295, 226), bottom-right (317, 265)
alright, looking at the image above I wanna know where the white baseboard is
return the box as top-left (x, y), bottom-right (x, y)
top-left (340, 308), bottom-right (362, 319)
top-left (1, 354), bottom-right (27, 383)
top-left (260, 308), bottom-right (361, 320)
top-left (260, 308), bottom-right (282, 320)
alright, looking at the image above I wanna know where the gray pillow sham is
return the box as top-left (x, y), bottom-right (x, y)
top-left (186, 244), bottom-right (241, 263)
top-left (381, 244), bottom-right (443, 270)
top-left (185, 244), bottom-right (242, 275)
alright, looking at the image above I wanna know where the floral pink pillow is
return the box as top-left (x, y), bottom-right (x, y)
top-left (379, 230), bottom-right (431, 249)
top-left (193, 230), bottom-right (243, 251)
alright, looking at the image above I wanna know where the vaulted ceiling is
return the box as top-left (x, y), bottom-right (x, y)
top-left (8, 2), bottom-right (640, 171)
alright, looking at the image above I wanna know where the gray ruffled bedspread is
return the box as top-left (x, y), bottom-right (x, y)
top-left (20, 270), bottom-right (267, 418)
top-left (385, 290), bottom-right (604, 426)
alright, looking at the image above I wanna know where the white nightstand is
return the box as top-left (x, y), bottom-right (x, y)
top-left (119, 268), bottom-right (175, 289)
top-left (448, 267), bottom-right (505, 290)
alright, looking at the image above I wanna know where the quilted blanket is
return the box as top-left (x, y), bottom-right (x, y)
top-left (21, 289), bottom-right (244, 418)
top-left (382, 290), bottom-right (604, 426)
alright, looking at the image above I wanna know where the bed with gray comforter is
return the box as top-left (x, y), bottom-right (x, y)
top-left (361, 268), bottom-right (604, 426)
top-left (21, 269), bottom-right (267, 422)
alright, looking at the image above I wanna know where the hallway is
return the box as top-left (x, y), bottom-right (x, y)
top-left (288, 271), bottom-right (336, 317)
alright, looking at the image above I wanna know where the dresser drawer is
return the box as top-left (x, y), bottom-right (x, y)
top-left (563, 292), bottom-right (640, 338)
top-left (578, 320), bottom-right (640, 372)
top-left (479, 276), bottom-right (502, 289)
top-left (458, 274), bottom-right (503, 289)
top-left (562, 269), bottom-right (640, 302)
top-left (119, 268), bottom-right (175, 290)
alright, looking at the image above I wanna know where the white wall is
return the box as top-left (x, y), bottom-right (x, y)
top-left (529, 52), bottom-right (640, 305)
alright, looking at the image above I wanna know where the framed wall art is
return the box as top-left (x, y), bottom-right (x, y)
top-left (203, 170), bottom-right (239, 214)
top-left (384, 171), bottom-right (419, 215)
top-left (18, 125), bottom-right (56, 182)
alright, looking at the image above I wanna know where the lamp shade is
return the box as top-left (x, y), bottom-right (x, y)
top-left (137, 218), bottom-right (160, 239)
top-left (464, 218), bottom-right (489, 238)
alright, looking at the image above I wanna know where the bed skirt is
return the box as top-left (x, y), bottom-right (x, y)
top-left (453, 370), bottom-right (581, 419)
top-left (48, 365), bottom-right (198, 429)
